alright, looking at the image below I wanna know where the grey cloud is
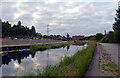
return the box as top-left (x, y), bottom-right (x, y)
top-left (1, 2), bottom-right (117, 36)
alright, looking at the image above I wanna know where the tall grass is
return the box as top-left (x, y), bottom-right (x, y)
top-left (30, 42), bottom-right (73, 52)
top-left (25, 41), bottom-right (96, 76)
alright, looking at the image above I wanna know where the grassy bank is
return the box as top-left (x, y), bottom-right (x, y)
top-left (74, 40), bottom-right (88, 44)
top-left (26, 41), bottom-right (96, 76)
top-left (30, 42), bottom-right (73, 52)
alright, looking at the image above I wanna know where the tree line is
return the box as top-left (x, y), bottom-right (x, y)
top-left (0, 19), bottom-right (71, 41)
top-left (101, 6), bottom-right (120, 43)
top-left (85, 6), bottom-right (120, 43)
top-left (1, 20), bottom-right (38, 38)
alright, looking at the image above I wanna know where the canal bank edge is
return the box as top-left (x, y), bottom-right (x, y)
top-left (0, 41), bottom-right (67, 53)
top-left (24, 41), bottom-right (96, 76)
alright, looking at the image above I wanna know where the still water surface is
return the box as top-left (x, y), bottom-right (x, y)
top-left (1, 44), bottom-right (87, 76)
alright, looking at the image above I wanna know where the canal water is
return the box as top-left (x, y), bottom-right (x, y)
top-left (1, 44), bottom-right (87, 76)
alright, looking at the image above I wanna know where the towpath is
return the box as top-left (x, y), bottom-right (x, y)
top-left (1, 39), bottom-right (66, 47)
top-left (85, 43), bottom-right (120, 77)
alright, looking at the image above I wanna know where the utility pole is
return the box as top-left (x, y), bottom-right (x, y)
top-left (47, 24), bottom-right (49, 36)
top-left (46, 25), bottom-right (50, 65)
top-left (104, 30), bottom-right (106, 35)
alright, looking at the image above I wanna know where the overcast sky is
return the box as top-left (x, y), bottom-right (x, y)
top-left (0, 0), bottom-right (119, 36)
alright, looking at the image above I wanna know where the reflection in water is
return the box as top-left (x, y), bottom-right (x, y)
top-left (47, 49), bottom-right (50, 65)
top-left (1, 44), bottom-right (85, 76)
top-left (67, 46), bottom-right (70, 51)
top-left (2, 51), bottom-right (35, 65)
top-left (72, 43), bottom-right (85, 46)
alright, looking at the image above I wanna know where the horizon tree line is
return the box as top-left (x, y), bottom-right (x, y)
top-left (0, 19), bottom-right (71, 41)
top-left (1, 19), bottom-right (38, 38)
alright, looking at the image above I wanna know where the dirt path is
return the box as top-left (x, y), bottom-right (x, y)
top-left (85, 44), bottom-right (99, 76)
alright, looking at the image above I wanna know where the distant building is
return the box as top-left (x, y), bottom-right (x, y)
top-left (72, 36), bottom-right (84, 40)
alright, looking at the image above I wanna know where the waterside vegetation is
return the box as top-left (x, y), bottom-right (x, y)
top-left (30, 42), bottom-right (73, 52)
top-left (26, 41), bottom-right (96, 76)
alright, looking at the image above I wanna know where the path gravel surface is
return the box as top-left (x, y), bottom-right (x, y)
top-left (85, 43), bottom-right (120, 77)
top-left (100, 43), bottom-right (119, 65)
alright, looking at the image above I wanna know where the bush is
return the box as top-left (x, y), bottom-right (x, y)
top-left (101, 31), bottom-right (120, 43)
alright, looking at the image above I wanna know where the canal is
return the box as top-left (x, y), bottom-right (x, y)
top-left (1, 44), bottom-right (87, 76)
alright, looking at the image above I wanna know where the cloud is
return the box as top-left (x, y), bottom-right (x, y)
top-left (1, 0), bottom-right (119, 2)
top-left (1, 1), bottom-right (118, 36)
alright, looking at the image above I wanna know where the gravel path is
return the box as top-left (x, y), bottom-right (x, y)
top-left (100, 43), bottom-right (119, 65)
top-left (85, 43), bottom-right (120, 77)
top-left (99, 43), bottom-right (120, 76)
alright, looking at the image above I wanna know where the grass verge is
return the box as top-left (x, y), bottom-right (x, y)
top-left (30, 42), bottom-right (73, 52)
top-left (102, 62), bottom-right (120, 76)
top-left (74, 40), bottom-right (88, 44)
top-left (25, 41), bottom-right (96, 76)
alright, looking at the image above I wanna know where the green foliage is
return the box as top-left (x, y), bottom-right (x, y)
top-left (114, 31), bottom-right (120, 43)
top-left (113, 6), bottom-right (120, 32)
top-left (30, 42), bottom-right (73, 52)
top-left (42, 34), bottom-right (69, 41)
top-left (101, 31), bottom-right (114, 43)
top-left (2, 20), bottom-right (39, 38)
top-left (101, 6), bottom-right (120, 43)
top-left (31, 26), bottom-right (36, 34)
top-left (85, 5), bottom-right (120, 43)
top-left (101, 31), bottom-right (120, 43)
top-left (26, 41), bottom-right (96, 76)
top-left (112, 6), bottom-right (120, 43)
top-left (62, 38), bottom-right (67, 41)
top-left (1, 19), bottom-right (68, 40)
top-left (95, 33), bottom-right (104, 41)
top-left (86, 33), bottom-right (104, 41)
top-left (74, 40), bottom-right (88, 44)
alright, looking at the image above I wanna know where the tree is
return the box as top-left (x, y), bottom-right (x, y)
top-left (113, 6), bottom-right (120, 43)
top-left (2, 20), bottom-right (39, 38)
top-left (43, 35), bottom-right (48, 39)
top-left (95, 33), bottom-right (104, 41)
top-left (113, 6), bottom-right (120, 31)
top-left (67, 33), bottom-right (69, 39)
top-left (66, 33), bottom-right (70, 41)
top-left (18, 21), bottom-right (21, 26)
top-left (101, 31), bottom-right (114, 43)
top-left (31, 26), bottom-right (36, 33)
